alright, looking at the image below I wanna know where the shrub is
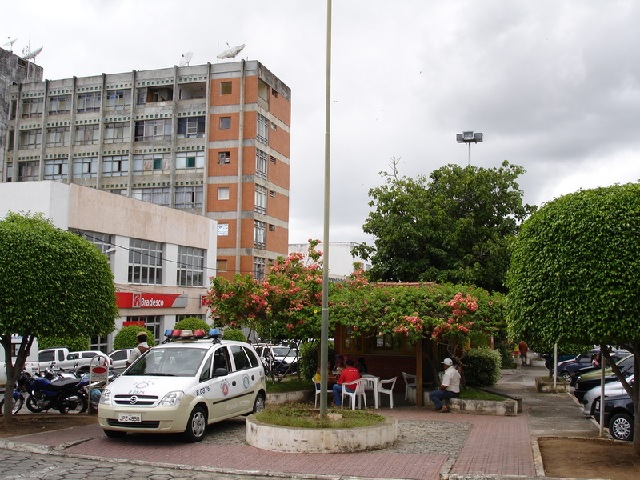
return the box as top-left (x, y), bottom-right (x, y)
top-left (222, 328), bottom-right (246, 342)
top-left (299, 340), bottom-right (334, 380)
top-left (38, 336), bottom-right (90, 352)
top-left (463, 348), bottom-right (501, 387)
top-left (174, 317), bottom-right (209, 332)
top-left (113, 325), bottom-right (156, 350)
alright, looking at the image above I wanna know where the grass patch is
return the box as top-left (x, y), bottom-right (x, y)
top-left (254, 403), bottom-right (385, 429)
top-left (459, 387), bottom-right (508, 401)
top-left (265, 378), bottom-right (313, 393)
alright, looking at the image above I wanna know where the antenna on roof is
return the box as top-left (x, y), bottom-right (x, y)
top-left (217, 43), bottom-right (245, 60)
top-left (21, 45), bottom-right (43, 61)
top-left (3, 37), bottom-right (17, 52)
top-left (179, 51), bottom-right (193, 67)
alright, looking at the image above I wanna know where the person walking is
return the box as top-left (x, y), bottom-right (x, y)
top-left (429, 358), bottom-right (461, 412)
top-left (518, 340), bottom-right (528, 366)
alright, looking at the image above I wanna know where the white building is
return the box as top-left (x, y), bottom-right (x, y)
top-left (288, 241), bottom-right (371, 281)
top-left (0, 181), bottom-right (216, 352)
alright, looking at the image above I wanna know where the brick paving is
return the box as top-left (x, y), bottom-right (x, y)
top-left (0, 365), bottom-right (599, 479)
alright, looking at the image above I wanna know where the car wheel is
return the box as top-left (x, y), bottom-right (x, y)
top-left (559, 371), bottom-right (571, 382)
top-left (103, 429), bottom-right (127, 439)
top-left (252, 393), bottom-right (266, 414)
top-left (609, 413), bottom-right (634, 441)
top-left (183, 406), bottom-right (207, 442)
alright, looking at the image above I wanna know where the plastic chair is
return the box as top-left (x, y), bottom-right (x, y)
top-left (378, 376), bottom-right (397, 409)
top-left (402, 372), bottom-right (416, 400)
top-left (312, 378), bottom-right (333, 408)
top-left (341, 378), bottom-right (366, 410)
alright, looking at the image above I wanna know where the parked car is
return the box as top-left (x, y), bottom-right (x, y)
top-left (556, 348), bottom-right (629, 384)
top-left (254, 344), bottom-right (298, 375)
top-left (62, 350), bottom-right (112, 374)
top-left (574, 355), bottom-right (634, 401)
top-left (581, 375), bottom-right (633, 418)
top-left (108, 349), bottom-right (133, 372)
top-left (98, 329), bottom-right (266, 442)
top-left (593, 392), bottom-right (634, 441)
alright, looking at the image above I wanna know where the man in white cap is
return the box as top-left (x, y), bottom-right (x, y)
top-left (429, 357), bottom-right (461, 412)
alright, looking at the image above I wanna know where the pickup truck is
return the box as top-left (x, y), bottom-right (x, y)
top-left (24, 348), bottom-right (110, 374)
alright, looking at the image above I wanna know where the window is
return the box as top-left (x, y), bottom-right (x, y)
top-left (177, 246), bottom-right (205, 287)
top-left (218, 224), bottom-right (229, 236)
top-left (175, 186), bottom-right (203, 210)
top-left (271, 87), bottom-right (278, 98)
top-left (18, 161), bottom-right (39, 181)
top-left (269, 190), bottom-right (275, 198)
top-left (133, 153), bottom-right (170, 174)
top-left (221, 81), bottom-right (232, 94)
top-left (254, 221), bottom-right (266, 249)
top-left (125, 315), bottom-right (162, 345)
top-left (176, 151), bottom-right (204, 170)
top-left (217, 259), bottom-right (228, 272)
top-left (216, 151), bottom-right (230, 165)
top-left (73, 230), bottom-right (113, 255)
top-left (128, 239), bottom-right (163, 285)
top-left (6, 163), bottom-right (12, 182)
top-left (77, 92), bottom-right (101, 113)
top-left (48, 95), bottom-right (71, 115)
top-left (46, 126), bottom-right (70, 147)
top-left (218, 187), bottom-right (230, 200)
top-left (253, 257), bottom-right (266, 281)
top-left (21, 97), bottom-right (43, 118)
top-left (134, 119), bottom-right (172, 141)
top-left (105, 89), bottom-right (131, 110)
top-left (257, 113), bottom-right (269, 144)
top-left (44, 159), bottom-right (68, 180)
top-left (104, 122), bottom-right (130, 144)
top-left (74, 124), bottom-right (100, 145)
top-left (219, 116), bottom-right (231, 130)
top-left (131, 187), bottom-right (170, 206)
top-left (102, 155), bottom-right (129, 177)
top-left (73, 156), bottom-right (98, 178)
top-left (254, 185), bottom-right (267, 214)
top-left (177, 116), bottom-right (205, 138)
top-left (230, 345), bottom-right (251, 371)
top-left (256, 149), bottom-right (267, 178)
top-left (18, 129), bottom-right (42, 149)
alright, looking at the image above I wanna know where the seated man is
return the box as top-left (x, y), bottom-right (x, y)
top-left (429, 358), bottom-right (460, 412)
top-left (332, 359), bottom-right (360, 407)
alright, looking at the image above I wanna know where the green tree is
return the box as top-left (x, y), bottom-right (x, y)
top-left (0, 212), bottom-right (118, 419)
top-left (38, 336), bottom-right (90, 352)
top-left (222, 328), bottom-right (247, 342)
top-left (113, 325), bottom-right (156, 350)
top-left (174, 317), bottom-right (210, 332)
top-left (353, 160), bottom-right (535, 292)
top-left (507, 184), bottom-right (640, 455)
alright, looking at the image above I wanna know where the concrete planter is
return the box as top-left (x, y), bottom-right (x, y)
top-left (535, 377), bottom-right (569, 393)
top-left (408, 387), bottom-right (517, 415)
top-left (246, 416), bottom-right (398, 453)
top-left (266, 389), bottom-right (313, 405)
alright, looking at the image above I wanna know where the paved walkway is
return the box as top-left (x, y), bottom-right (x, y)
top-left (0, 364), bottom-right (601, 480)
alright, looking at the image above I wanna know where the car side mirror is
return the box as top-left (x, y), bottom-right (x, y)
top-left (213, 367), bottom-right (228, 377)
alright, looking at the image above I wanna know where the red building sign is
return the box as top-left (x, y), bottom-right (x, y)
top-left (116, 292), bottom-right (189, 309)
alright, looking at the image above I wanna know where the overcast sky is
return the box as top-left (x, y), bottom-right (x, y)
top-left (3, 1), bottom-right (640, 245)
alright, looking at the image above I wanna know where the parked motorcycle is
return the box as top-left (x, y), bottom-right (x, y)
top-left (21, 371), bottom-right (89, 414)
top-left (0, 383), bottom-right (25, 414)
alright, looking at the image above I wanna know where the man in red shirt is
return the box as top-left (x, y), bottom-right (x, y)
top-left (332, 359), bottom-right (361, 406)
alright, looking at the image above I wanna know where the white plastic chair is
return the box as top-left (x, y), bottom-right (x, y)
top-left (341, 378), bottom-right (366, 410)
top-left (378, 376), bottom-right (397, 409)
top-left (402, 372), bottom-right (416, 400)
top-left (312, 378), bottom-right (333, 408)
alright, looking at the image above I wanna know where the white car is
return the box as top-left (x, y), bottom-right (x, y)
top-left (98, 329), bottom-right (266, 442)
top-left (581, 374), bottom-right (633, 417)
top-left (108, 349), bottom-right (133, 372)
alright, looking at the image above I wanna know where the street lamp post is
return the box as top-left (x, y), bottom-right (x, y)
top-left (456, 131), bottom-right (483, 166)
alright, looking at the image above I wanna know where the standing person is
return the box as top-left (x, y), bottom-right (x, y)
top-left (429, 358), bottom-right (461, 412)
top-left (518, 340), bottom-right (528, 366)
top-left (126, 331), bottom-right (150, 367)
top-left (332, 359), bottom-right (360, 407)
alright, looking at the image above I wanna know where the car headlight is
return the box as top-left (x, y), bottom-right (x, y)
top-left (99, 388), bottom-right (112, 405)
top-left (159, 391), bottom-right (184, 407)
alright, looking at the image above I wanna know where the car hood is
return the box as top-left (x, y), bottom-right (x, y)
top-left (107, 375), bottom-right (195, 396)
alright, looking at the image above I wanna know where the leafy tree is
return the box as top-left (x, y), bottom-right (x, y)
top-left (353, 160), bottom-right (535, 292)
top-left (507, 184), bottom-right (640, 455)
top-left (174, 317), bottom-right (209, 332)
top-left (0, 212), bottom-right (118, 419)
top-left (222, 328), bottom-right (247, 342)
top-left (38, 336), bottom-right (90, 352)
top-left (113, 325), bottom-right (156, 350)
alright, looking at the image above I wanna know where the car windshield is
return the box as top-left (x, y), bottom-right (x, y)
top-left (125, 347), bottom-right (206, 377)
top-left (272, 347), bottom-right (296, 357)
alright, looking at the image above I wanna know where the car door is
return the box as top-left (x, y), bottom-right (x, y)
top-left (204, 346), bottom-right (240, 418)
top-left (227, 345), bottom-right (259, 415)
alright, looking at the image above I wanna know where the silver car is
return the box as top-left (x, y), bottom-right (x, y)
top-left (581, 374), bottom-right (633, 417)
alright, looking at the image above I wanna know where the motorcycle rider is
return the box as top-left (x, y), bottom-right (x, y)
top-left (126, 331), bottom-right (149, 367)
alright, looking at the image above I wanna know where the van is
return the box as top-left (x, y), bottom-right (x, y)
top-left (98, 329), bottom-right (266, 442)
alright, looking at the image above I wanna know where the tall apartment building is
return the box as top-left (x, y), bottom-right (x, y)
top-left (0, 52), bottom-right (291, 281)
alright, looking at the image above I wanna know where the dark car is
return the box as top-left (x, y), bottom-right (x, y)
top-left (593, 392), bottom-right (634, 441)
top-left (574, 355), bottom-right (634, 402)
top-left (556, 349), bottom-right (629, 384)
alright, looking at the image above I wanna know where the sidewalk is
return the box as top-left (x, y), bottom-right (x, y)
top-left (0, 364), bottom-right (600, 480)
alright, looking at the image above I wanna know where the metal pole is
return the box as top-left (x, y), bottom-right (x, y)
top-left (468, 142), bottom-right (471, 166)
top-left (319, 0), bottom-right (332, 417)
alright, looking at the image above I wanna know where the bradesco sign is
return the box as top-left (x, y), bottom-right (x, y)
top-left (116, 292), bottom-right (189, 309)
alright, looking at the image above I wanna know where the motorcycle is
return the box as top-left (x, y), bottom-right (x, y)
top-left (22, 370), bottom-right (89, 414)
top-left (0, 382), bottom-right (25, 414)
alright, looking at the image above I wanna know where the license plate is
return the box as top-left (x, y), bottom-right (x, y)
top-left (118, 413), bottom-right (141, 423)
